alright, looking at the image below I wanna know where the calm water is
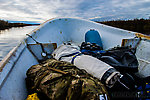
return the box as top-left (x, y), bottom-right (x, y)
top-left (0, 26), bottom-right (38, 61)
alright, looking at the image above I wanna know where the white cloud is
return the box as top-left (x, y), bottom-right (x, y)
top-left (0, 0), bottom-right (150, 22)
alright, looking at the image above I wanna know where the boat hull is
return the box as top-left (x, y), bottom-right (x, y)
top-left (0, 17), bottom-right (150, 100)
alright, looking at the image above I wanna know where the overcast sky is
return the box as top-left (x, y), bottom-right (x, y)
top-left (0, 0), bottom-right (150, 22)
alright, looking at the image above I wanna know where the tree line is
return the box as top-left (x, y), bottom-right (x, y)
top-left (97, 18), bottom-right (150, 35)
top-left (0, 19), bottom-right (38, 30)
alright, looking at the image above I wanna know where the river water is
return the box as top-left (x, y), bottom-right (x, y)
top-left (0, 26), bottom-right (38, 61)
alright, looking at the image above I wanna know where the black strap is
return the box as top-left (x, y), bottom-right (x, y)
top-left (26, 34), bottom-right (46, 54)
top-left (58, 52), bottom-right (80, 61)
top-left (71, 53), bottom-right (82, 64)
top-left (39, 43), bottom-right (46, 53)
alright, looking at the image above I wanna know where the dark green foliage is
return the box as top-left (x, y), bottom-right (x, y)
top-left (97, 18), bottom-right (150, 35)
top-left (0, 19), bottom-right (36, 30)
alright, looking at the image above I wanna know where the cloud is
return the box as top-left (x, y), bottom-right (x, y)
top-left (0, 0), bottom-right (150, 22)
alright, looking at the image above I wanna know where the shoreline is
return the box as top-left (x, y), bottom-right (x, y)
top-left (97, 18), bottom-right (150, 35)
top-left (0, 20), bottom-right (40, 31)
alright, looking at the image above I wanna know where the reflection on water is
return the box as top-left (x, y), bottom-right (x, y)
top-left (0, 26), bottom-right (38, 61)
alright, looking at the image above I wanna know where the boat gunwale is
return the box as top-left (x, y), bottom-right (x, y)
top-left (0, 43), bottom-right (26, 89)
top-left (0, 44), bottom-right (21, 72)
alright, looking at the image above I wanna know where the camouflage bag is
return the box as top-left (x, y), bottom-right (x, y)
top-left (26, 59), bottom-right (109, 100)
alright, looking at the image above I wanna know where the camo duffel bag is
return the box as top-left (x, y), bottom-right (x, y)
top-left (26, 59), bottom-right (109, 100)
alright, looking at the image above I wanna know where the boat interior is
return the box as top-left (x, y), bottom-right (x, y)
top-left (0, 18), bottom-right (150, 99)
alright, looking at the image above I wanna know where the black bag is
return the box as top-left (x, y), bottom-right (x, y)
top-left (80, 42), bottom-right (138, 73)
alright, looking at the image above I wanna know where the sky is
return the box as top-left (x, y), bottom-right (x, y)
top-left (0, 0), bottom-right (150, 23)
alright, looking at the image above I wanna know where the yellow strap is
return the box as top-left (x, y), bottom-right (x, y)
top-left (26, 93), bottom-right (40, 100)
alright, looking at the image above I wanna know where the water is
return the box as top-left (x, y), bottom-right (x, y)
top-left (0, 26), bottom-right (38, 61)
